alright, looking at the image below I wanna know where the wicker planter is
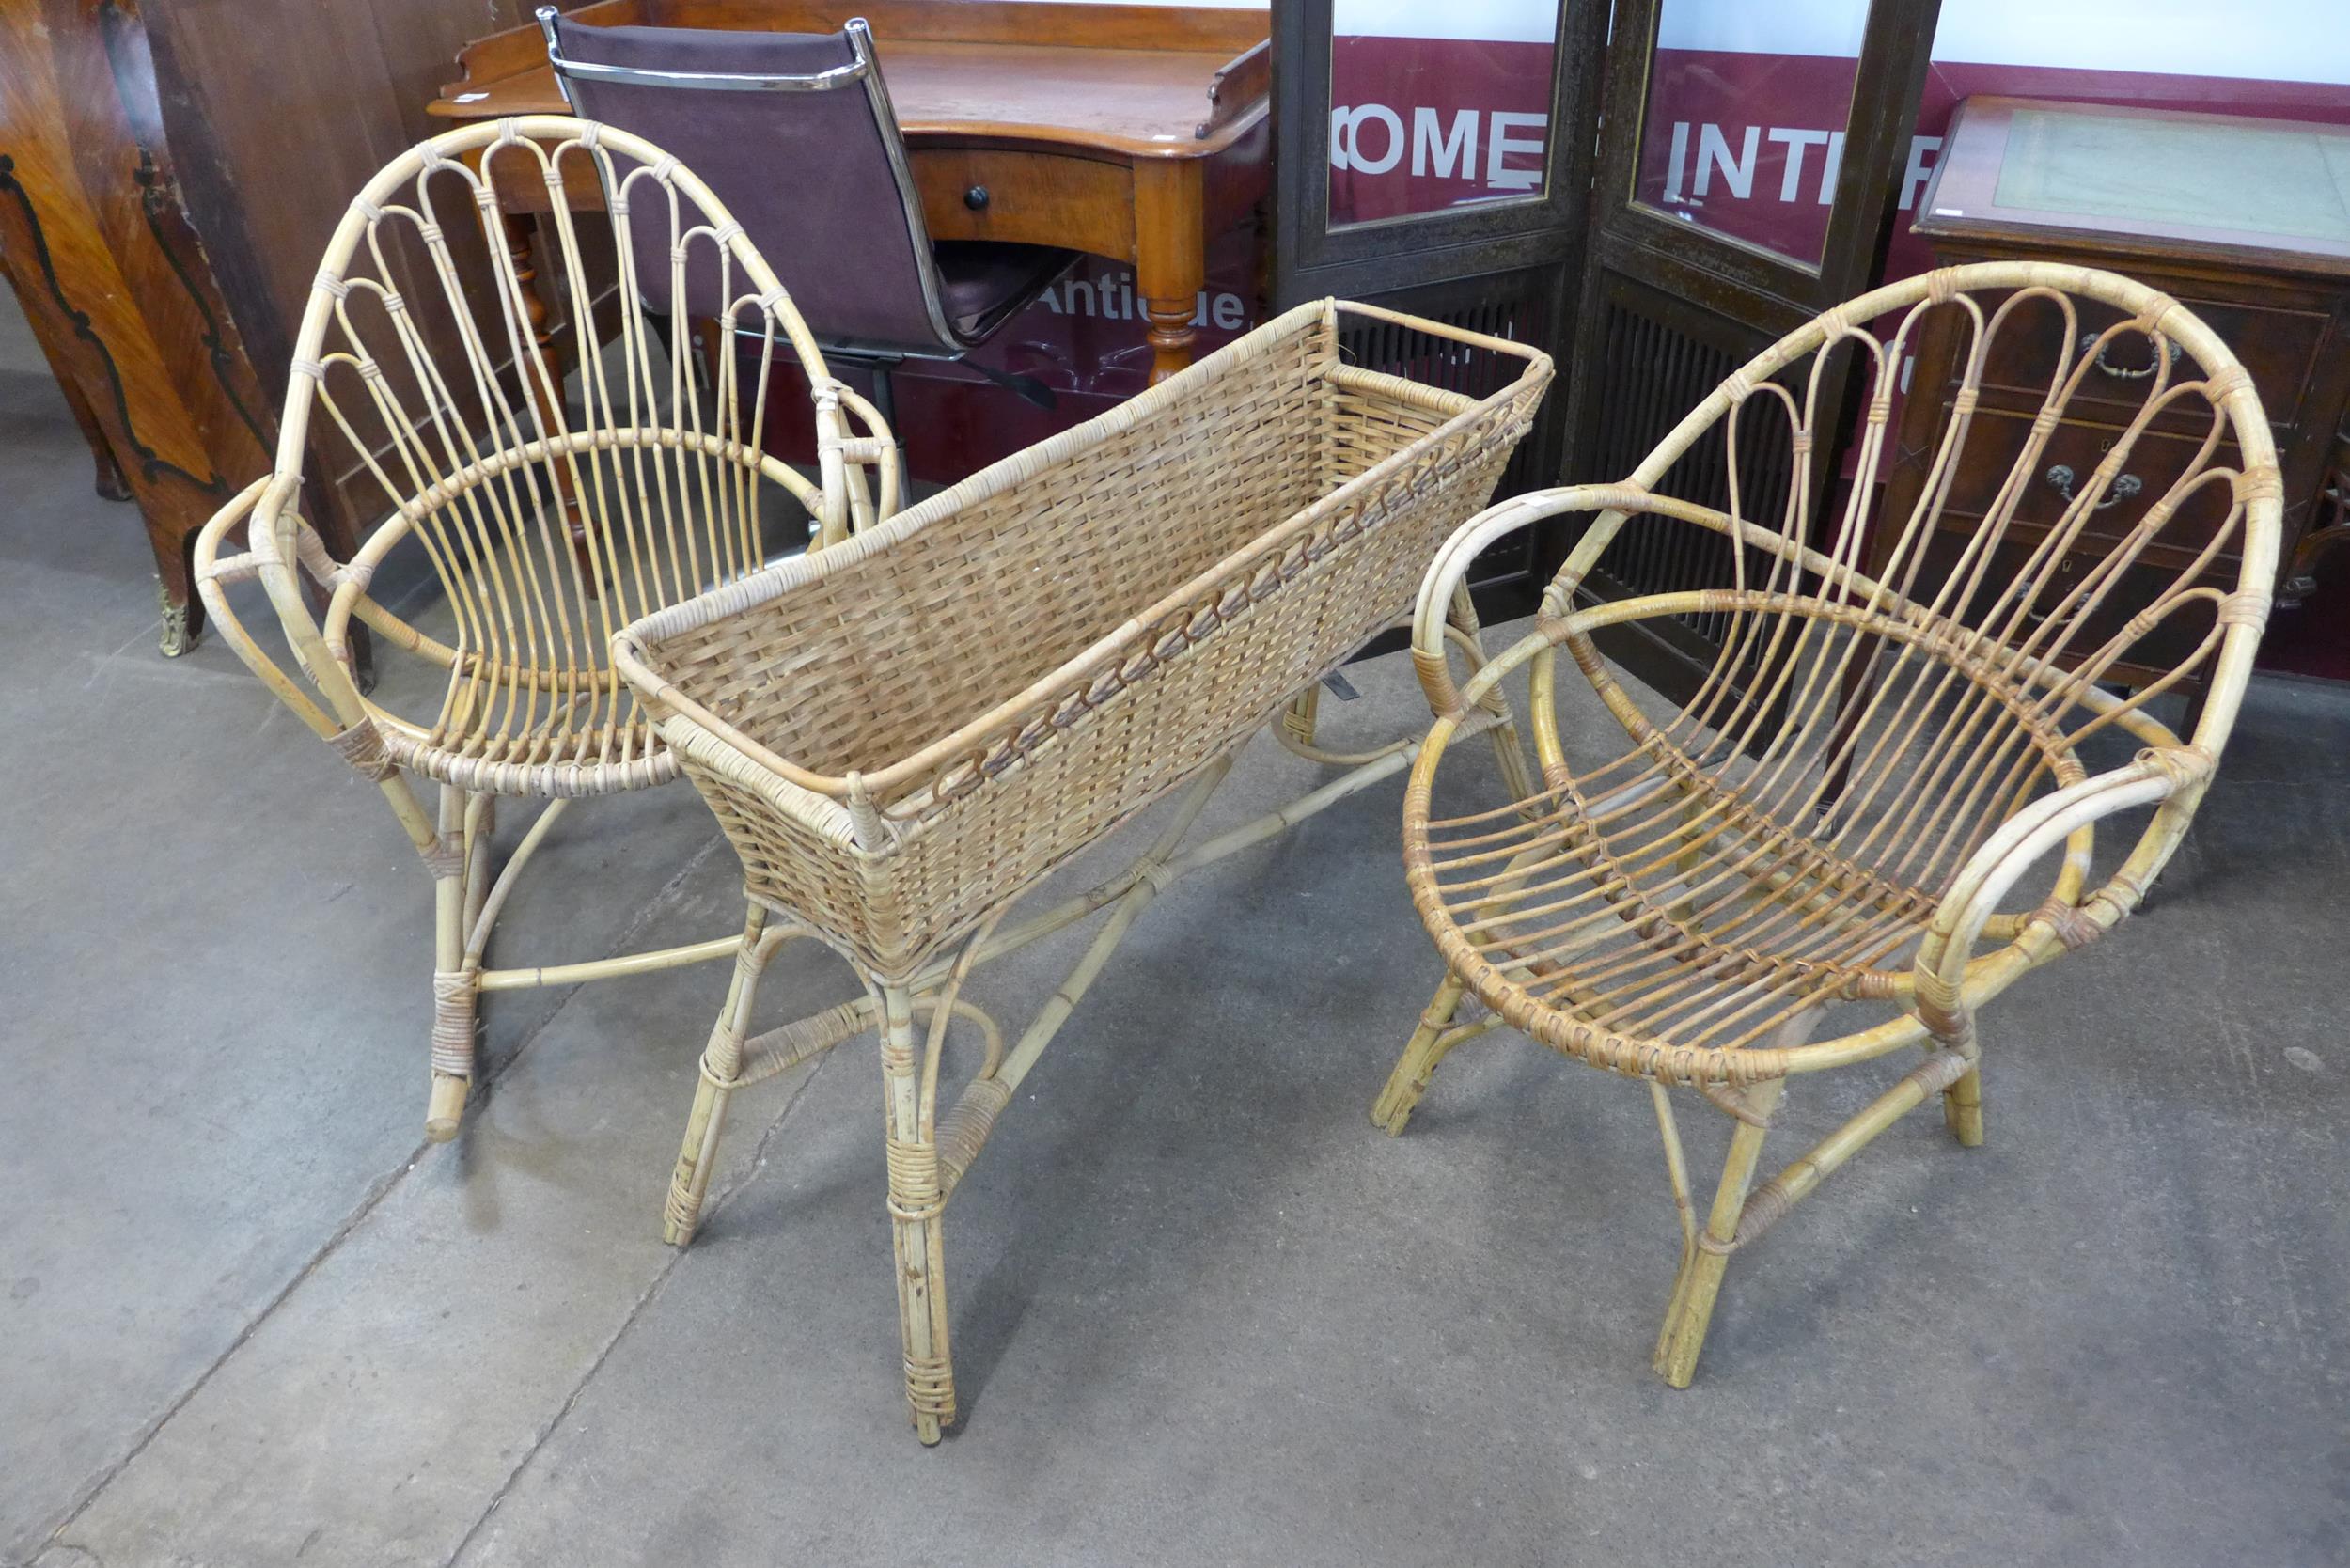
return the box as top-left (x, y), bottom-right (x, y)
top-left (616, 298), bottom-right (1550, 1438)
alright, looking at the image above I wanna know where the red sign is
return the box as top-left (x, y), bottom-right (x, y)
top-left (1327, 36), bottom-right (1556, 225)
top-left (841, 4), bottom-right (2350, 489)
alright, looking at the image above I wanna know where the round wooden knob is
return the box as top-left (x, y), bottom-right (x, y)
top-left (964, 185), bottom-right (991, 211)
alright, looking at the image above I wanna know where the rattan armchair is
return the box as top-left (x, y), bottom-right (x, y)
top-left (1377, 262), bottom-right (2280, 1387)
top-left (195, 117), bottom-right (893, 1139)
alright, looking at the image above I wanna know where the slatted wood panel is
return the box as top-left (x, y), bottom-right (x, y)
top-left (1333, 265), bottom-right (1566, 619)
top-left (1559, 285), bottom-right (1814, 717)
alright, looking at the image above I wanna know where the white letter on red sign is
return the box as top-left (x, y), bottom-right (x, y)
top-left (1487, 112), bottom-right (1546, 193)
top-left (1901, 134), bottom-right (1943, 211)
top-left (1768, 128), bottom-right (1833, 202)
top-left (1695, 124), bottom-right (1759, 201)
top-left (1413, 108), bottom-right (1479, 180)
top-left (1331, 103), bottom-right (1405, 175)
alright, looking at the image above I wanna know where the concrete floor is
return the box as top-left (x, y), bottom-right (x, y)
top-left (4, 293), bottom-right (2347, 1568)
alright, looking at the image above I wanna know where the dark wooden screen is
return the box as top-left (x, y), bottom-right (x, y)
top-left (1555, 0), bottom-right (1940, 700)
top-left (1272, 0), bottom-right (1605, 622)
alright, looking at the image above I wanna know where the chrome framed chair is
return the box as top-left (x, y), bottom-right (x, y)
top-left (537, 7), bottom-right (1075, 432)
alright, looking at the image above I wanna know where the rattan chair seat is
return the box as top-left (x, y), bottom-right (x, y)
top-left (1409, 589), bottom-right (2105, 1088)
top-left (374, 713), bottom-right (677, 798)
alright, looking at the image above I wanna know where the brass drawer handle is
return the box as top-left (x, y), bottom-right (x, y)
top-left (2076, 329), bottom-right (2175, 381)
top-left (2020, 555), bottom-right (2078, 622)
top-left (2045, 463), bottom-right (2143, 510)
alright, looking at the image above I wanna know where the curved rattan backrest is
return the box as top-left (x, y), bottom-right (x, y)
top-left (252, 115), bottom-right (883, 768)
top-left (1545, 261), bottom-right (2280, 918)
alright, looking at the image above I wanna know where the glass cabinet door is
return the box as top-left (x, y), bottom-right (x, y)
top-left (1592, 0), bottom-right (1933, 309)
top-left (1325, 3), bottom-right (1563, 229)
top-left (1273, 0), bottom-right (1602, 306)
top-left (1272, 0), bottom-right (1607, 615)
top-left (1630, 0), bottom-right (1870, 270)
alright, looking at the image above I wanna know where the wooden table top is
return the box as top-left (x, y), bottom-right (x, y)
top-left (1919, 96), bottom-right (2350, 276)
top-left (431, 0), bottom-right (1270, 161)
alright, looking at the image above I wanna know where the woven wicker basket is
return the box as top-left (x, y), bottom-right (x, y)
top-left (615, 299), bottom-right (1550, 980)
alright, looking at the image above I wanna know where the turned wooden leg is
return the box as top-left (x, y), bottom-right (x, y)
top-left (1372, 971), bottom-right (1469, 1136)
top-left (1942, 1062), bottom-right (1983, 1148)
top-left (1653, 1077), bottom-right (1785, 1388)
top-left (665, 905), bottom-right (776, 1246)
top-left (1135, 160), bottom-right (1204, 385)
top-left (425, 788), bottom-right (478, 1141)
top-left (878, 982), bottom-right (955, 1442)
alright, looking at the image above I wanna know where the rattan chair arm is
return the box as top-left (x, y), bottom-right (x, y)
top-left (829, 382), bottom-right (901, 527)
top-left (197, 478), bottom-right (437, 851)
top-left (1909, 745), bottom-right (2213, 1046)
top-left (194, 477), bottom-right (346, 742)
top-left (227, 476), bottom-right (377, 745)
top-left (1411, 483), bottom-right (1654, 716)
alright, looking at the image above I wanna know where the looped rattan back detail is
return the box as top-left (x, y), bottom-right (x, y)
top-left (258, 115), bottom-right (878, 795)
top-left (1535, 263), bottom-right (2280, 937)
top-left (1609, 263), bottom-right (2277, 741)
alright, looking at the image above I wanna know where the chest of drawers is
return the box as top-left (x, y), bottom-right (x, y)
top-left (1876, 97), bottom-right (2350, 696)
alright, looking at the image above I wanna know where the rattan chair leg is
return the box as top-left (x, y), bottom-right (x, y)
top-left (664, 904), bottom-right (778, 1246)
top-left (425, 785), bottom-right (478, 1142)
top-left (878, 982), bottom-right (955, 1443)
top-left (1280, 684), bottom-right (1321, 750)
top-left (461, 794), bottom-right (495, 940)
top-left (1371, 971), bottom-right (1470, 1136)
top-left (1653, 1077), bottom-right (1786, 1389)
top-left (1447, 584), bottom-right (1537, 807)
top-left (1942, 1062), bottom-right (1985, 1148)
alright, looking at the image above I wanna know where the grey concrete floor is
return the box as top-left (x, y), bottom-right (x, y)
top-left (4, 293), bottom-right (2347, 1568)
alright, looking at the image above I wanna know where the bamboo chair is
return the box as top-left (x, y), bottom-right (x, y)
top-left (616, 301), bottom-right (1551, 1440)
top-left (194, 117), bottom-right (893, 1139)
top-left (1377, 262), bottom-right (2280, 1387)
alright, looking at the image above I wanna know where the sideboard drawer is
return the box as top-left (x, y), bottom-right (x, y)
top-left (1963, 291), bottom-right (2332, 437)
top-left (1926, 408), bottom-right (2245, 569)
top-left (913, 148), bottom-right (1135, 259)
top-left (1911, 529), bottom-right (2222, 684)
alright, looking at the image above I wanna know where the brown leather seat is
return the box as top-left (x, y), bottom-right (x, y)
top-left (935, 241), bottom-right (1075, 341)
top-left (542, 10), bottom-right (1075, 367)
